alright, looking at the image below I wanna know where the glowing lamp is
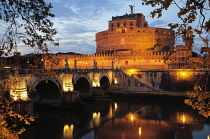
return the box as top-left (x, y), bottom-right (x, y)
top-left (180, 72), bottom-right (187, 76)
top-left (177, 71), bottom-right (192, 79)
top-left (126, 69), bottom-right (138, 75)
top-left (69, 86), bottom-right (73, 91)
top-left (92, 82), bottom-right (99, 87)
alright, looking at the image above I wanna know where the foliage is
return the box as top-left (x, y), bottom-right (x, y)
top-left (0, 0), bottom-right (59, 56)
top-left (142, 0), bottom-right (210, 49)
top-left (185, 85), bottom-right (210, 118)
top-left (0, 97), bottom-right (34, 139)
top-left (1, 54), bottom-right (45, 69)
top-left (142, 0), bottom-right (210, 118)
top-left (0, 0), bottom-right (59, 138)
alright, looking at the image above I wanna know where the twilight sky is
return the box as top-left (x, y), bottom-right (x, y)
top-left (16, 0), bottom-right (209, 54)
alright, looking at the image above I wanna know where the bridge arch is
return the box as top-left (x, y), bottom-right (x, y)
top-left (99, 73), bottom-right (111, 91)
top-left (29, 77), bottom-right (63, 102)
top-left (73, 75), bottom-right (92, 97)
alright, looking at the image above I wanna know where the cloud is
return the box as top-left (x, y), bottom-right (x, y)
top-left (43, 0), bottom-right (185, 55)
top-left (149, 20), bottom-right (169, 28)
top-left (64, 4), bottom-right (80, 15)
top-left (1, 0), bottom-right (208, 55)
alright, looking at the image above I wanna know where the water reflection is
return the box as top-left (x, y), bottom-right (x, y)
top-left (138, 127), bottom-right (142, 136)
top-left (92, 112), bottom-right (101, 127)
top-left (63, 124), bottom-right (74, 139)
top-left (20, 99), bottom-right (210, 139)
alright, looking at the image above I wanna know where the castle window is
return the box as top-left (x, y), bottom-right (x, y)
top-left (117, 22), bottom-right (120, 27)
top-left (111, 23), bottom-right (114, 27)
top-left (122, 29), bottom-right (126, 33)
top-left (124, 22), bottom-right (126, 26)
top-left (130, 27), bottom-right (133, 29)
top-left (138, 31), bottom-right (140, 32)
top-left (130, 22), bottom-right (133, 26)
top-left (111, 28), bottom-right (113, 31)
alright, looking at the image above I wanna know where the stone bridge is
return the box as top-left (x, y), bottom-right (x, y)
top-left (1, 68), bottom-right (209, 103)
top-left (0, 68), bottom-right (151, 103)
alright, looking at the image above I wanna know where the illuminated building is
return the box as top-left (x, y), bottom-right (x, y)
top-left (46, 9), bottom-right (203, 70)
top-left (96, 13), bottom-right (175, 54)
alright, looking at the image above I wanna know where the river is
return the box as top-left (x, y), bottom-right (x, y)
top-left (19, 95), bottom-right (210, 139)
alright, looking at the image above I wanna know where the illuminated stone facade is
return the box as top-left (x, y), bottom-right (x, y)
top-left (96, 13), bottom-right (175, 54)
top-left (46, 13), bottom-right (203, 70)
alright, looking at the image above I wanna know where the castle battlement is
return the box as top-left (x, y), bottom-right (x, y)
top-left (53, 51), bottom-right (169, 59)
top-left (112, 13), bottom-right (144, 21)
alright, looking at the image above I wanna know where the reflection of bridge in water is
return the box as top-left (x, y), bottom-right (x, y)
top-left (20, 100), bottom-right (207, 139)
top-left (86, 102), bottom-right (206, 139)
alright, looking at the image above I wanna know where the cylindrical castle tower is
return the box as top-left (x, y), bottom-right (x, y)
top-left (96, 13), bottom-right (175, 54)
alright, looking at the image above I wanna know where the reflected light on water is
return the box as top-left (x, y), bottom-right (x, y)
top-left (182, 114), bottom-right (186, 123)
top-left (126, 113), bottom-right (138, 122)
top-left (130, 114), bottom-right (134, 122)
top-left (63, 124), bottom-right (74, 139)
top-left (138, 127), bottom-right (142, 136)
top-left (207, 135), bottom-right (210, 139)
top-left (114, 78), bottom-right (118, 84)
top-left (114, 102), bottom-right (118, 110)
top-left (93, 112), bottom-right (101, 127)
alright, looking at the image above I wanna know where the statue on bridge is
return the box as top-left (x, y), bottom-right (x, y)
top-left (74, 60), bottom-right (77, 69)
top-left (93, 59), bottom-right (98, 69)
top-left (112, 61), bottom-right (115, 70)
top-left (65, 57), bottom-right (69, 69)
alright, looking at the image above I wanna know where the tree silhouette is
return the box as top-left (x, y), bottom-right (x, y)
top-left (142, 0), bottom-right (210, 118)
top-left (142, 0), bottom-right (209, 49)
top-left (0, 0), bottom-right (58, 56)
top-left (0, 0), bottom-right (58, 138)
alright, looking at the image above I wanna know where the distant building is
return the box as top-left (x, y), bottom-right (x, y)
top-left (96, 13), bottom-right (175, 54)
top-left (45, 12), bottom-right (203, 70)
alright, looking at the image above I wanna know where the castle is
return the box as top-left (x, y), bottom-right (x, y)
top-left (46, 9), bottom-right (203, 70)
